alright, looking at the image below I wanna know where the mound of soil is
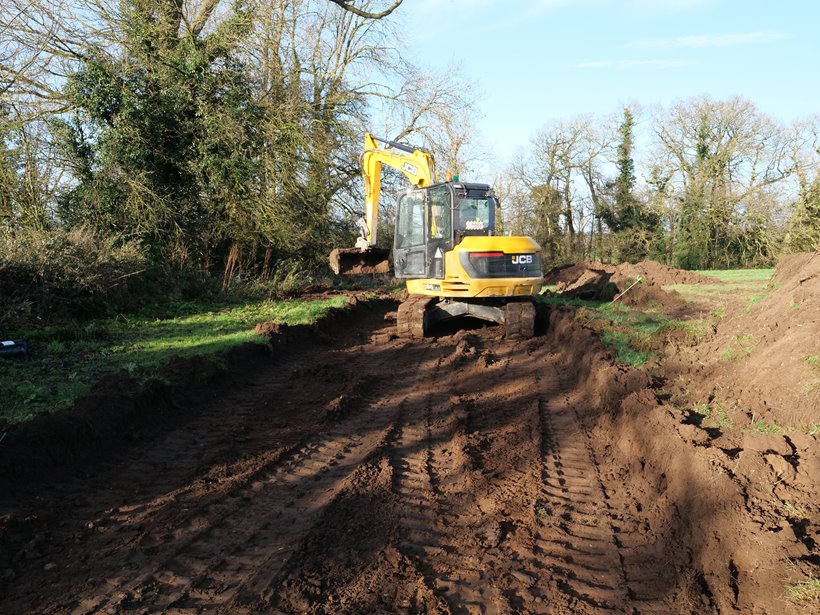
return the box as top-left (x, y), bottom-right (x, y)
top-left (543, 260), bottom-right (599, 285)
top-left (544, 259), bottom-right (716, 287)
top-left (546, 259), bottom-right (697, 315)
top-left (546, 308), bottom-right (818, 614)
top-left (668, 251), bottom-right (820, 426)
top-left (618, 260), bottom-right (718, 285)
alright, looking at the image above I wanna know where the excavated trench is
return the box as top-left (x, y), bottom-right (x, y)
top-left (0, 295), bottom-right (810, 614)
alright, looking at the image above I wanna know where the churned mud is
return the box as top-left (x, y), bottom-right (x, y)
top-left (1, 262), bottom-right (817, 614)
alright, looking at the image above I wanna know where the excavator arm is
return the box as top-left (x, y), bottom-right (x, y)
top-left (329, 133), bottom-right (436, 275)
top-left (357, 133), bottom-right (436, 249)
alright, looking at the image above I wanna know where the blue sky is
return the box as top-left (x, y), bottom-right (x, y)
top-left (398, 0), bottom-right (818, 165)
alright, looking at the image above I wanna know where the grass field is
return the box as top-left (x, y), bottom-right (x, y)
top-left (0, 295), bottom-right (348, 424)
top-left (666, 268), bottom-right (774, 308)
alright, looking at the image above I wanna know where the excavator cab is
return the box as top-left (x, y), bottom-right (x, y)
top-left (394, 182), bottom-right (498, 279)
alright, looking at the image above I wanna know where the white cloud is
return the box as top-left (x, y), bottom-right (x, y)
top-left (627, 31), bottom-right (790, 50)
top-left (576, 59), bottom-right (694, 70)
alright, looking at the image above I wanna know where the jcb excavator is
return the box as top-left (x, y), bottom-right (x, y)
top-left (329, 133), bottom-right (542, 338)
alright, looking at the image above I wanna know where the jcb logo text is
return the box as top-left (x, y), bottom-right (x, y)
top-left (511, 255), bottom-right (533, 264)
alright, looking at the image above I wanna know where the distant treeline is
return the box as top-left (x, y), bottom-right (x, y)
top-left (500, 101), bottom-right (819, 269)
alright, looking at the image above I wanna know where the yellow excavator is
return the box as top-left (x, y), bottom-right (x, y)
top-left (330, 133), bottom-right (542, 338)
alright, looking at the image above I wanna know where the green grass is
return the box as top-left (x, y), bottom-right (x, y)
top-left (785, 578), bottom-right (820, 603)
top-left (805, 424), bottom-right (820, 436)
top-left (600, 331), bottom-right (652, 367)
top-left (720, 334), bottom-right (755, 360)
top-left (668, 268), bottom-right (774, 306)
top-left (745, 421), bottom-right (819, 436)
top-left (741, 284), bottom-right (779, 315)
top-left (539, 295), bottom-right (707, 367)
top-left (752, 420), bottom-right (788, 434)
top-left (698, 269), bottom-right (774, 282)
top-left (783, 502), bottom-right (808, 518)
top-left (692, 403), bottom-right (734, 429)
top-left (0, 295), bottom-right (348, 424)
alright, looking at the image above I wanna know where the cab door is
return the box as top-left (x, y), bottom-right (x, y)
top-left (394, 190), bottom-right (427, 278)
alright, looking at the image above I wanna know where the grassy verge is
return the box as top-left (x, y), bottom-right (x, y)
top-left (667, 268), bottom-right (775, 312)
top-left (0, 295), bottom-right (348, 424)
top-left (698, 269), bottom-right (774, 282)
top-left (538, 295), bottom-right (708, 367)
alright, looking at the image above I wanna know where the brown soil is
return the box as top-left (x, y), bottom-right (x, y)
top-left (544, 259), bottom-right (700, 316)
top-left (1, 276), bottom-right (817, 614)
top-left (664, 251), bottom-right (819, 423)
top-left (544, 260), bottom-right (717, 287)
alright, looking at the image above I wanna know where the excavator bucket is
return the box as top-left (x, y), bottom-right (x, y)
top-left (328, 247), bottom-right (390, 275)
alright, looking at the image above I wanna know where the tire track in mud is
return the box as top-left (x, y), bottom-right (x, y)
top-left (66, 336), bottom-right (452, 614)
top-left (390, 335), bottom-right (526, 614)
top-left (533, 360), bottom-right (630, 613)
top-left (65, 343), bottom-right (443, 615)
top-left (67, 408), bottom-right (379, 612)
top-left (527, 360), bottom-right (670, 615)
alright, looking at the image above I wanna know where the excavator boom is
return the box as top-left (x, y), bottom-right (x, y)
top-left (329, 133), bottom-right (436, 275)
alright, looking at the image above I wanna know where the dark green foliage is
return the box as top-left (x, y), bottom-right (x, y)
top-left (0, 227), bottom-right (151, 325)
top-left (786, 179), bottom-right (820, 252)
top-left (55, 0), bottom-right (263, 268)
top-left (612, 107), bottom-right (637, 230)
top-left (0, 107), bottom-right (15, 232)
top-left (603, 108), bottom-right (661, 263)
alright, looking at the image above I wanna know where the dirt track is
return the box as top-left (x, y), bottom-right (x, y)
top-left (1, 294), bottom-right (816, 614)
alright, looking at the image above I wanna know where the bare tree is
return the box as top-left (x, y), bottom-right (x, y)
top-left (651, 95), bottom-right (791, 267)
top-left (367, 62), bottom-right (484, 179)
top-left (783, 117), bottom-right (820, 252)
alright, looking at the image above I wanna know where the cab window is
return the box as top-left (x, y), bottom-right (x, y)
top-left (456, 197), bottom-right (493, 231)
top-left (428, 184), bottom-right (452, 239)
top-left (395, 191), bottom-right (425, 248)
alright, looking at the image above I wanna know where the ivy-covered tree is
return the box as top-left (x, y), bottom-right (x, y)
top-left (603, 107), bottom-right (660, 262)
top-left (55, 0), bottom-right (262, 268)
top-left (0, 107), bottom-right (15, 233)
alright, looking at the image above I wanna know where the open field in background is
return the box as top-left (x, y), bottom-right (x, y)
top-left (667, 268), bottom-right (775, 306)
top-left (540, 268), bottom-right (774, 368)
top-left (0, 295), bottom-right (347, 424)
